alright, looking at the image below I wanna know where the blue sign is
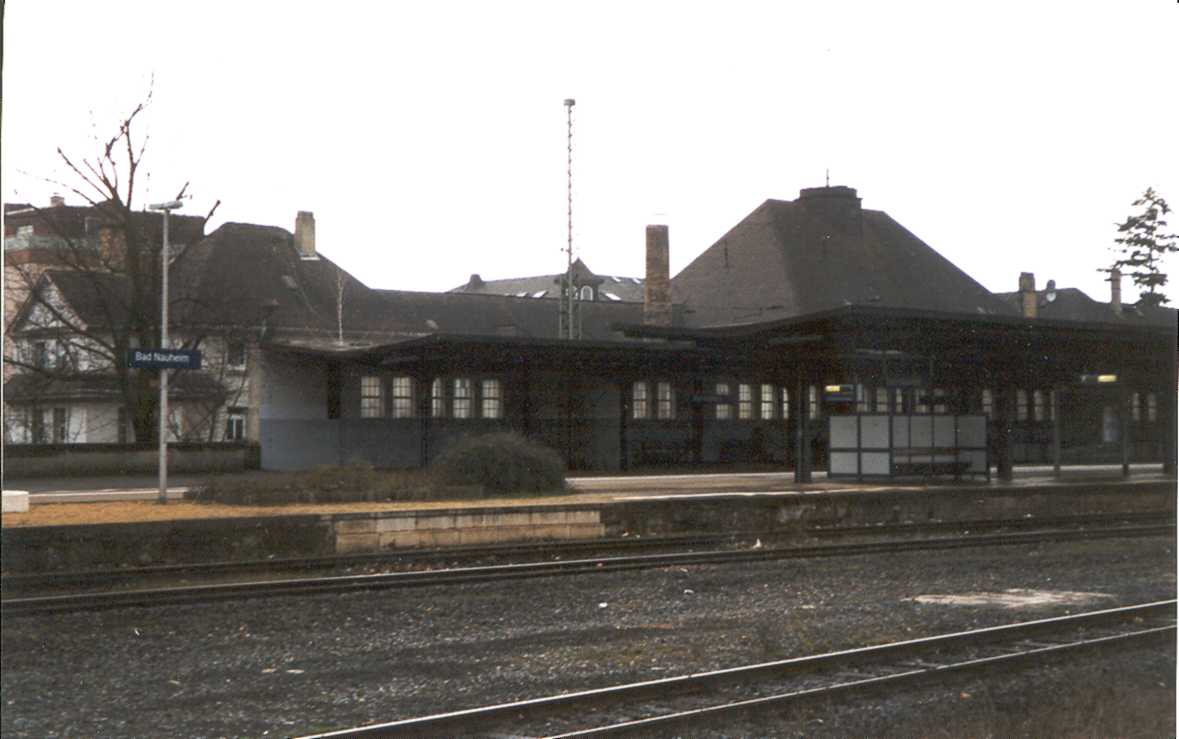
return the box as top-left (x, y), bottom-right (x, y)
top-left (127, 349), bottom-right (202, 370)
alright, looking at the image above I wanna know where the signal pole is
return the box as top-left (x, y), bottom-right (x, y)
top-left (561, 98), bottom-right (576, 340)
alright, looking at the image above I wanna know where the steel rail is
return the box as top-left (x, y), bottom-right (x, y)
top-left (4, 511), bottom-right (1167, 596)
top-left (0, 531), bottom-right (735, 594)
top-left (550, 625), bottom-right (1175, 737)
top-left (296, 600), bottom-right (1176, 738)
top-left (2, 524), bottom-right (1171, 616)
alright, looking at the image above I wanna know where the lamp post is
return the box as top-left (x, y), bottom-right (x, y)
top-left (149, 199), bottom-right (184, 504)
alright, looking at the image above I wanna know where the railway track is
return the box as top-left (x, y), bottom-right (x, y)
top-left (298, 600), bottom-right (1177, 738)
top-left (2, 520), bottom-right (1170, 616)
top-left (3, 511), bottom-right (1166, 596)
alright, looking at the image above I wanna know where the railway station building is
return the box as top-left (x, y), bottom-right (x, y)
top-left (5, 186), bottom-right (1176, 480)
top-left (252, 186), bottom-right (1178, 479)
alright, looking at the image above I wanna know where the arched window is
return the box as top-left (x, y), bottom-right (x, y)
top-left (579, 285), bottom-right (594, 301)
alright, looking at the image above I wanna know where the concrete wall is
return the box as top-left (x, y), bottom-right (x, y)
top-left (260, 352), bottom-right (328, 420)
top-left (1, 505), bottom-right (604, 571)
top-left (334, 506), bottom-right (603, 553)
top-left (260, 419), bottom-right (343, 470)
top-left (600, 480), bottom-right (1176, 536)
top-left (2, 514), bottom-right (334, 572)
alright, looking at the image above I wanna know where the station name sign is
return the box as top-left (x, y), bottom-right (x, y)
top-left (824, 384), bottom-right (856, 403)
top-left (127, 349), bottom-right (202, 370)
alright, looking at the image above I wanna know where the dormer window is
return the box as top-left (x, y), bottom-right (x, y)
top-left (579, 285), bottom-right (594, 301)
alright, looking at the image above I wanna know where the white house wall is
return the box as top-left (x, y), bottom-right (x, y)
top-left (258, 351), bottom-right (337, 470)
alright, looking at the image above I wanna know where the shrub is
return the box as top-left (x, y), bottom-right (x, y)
top-left (185, 463), bottom-right (435, 506)
top-left (430, 432), bottom-right (567, 496)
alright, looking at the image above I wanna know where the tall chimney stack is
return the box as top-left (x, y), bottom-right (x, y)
top-left (295, 211), bottom-right (316, 259)
top-left (643, 224), bottom-right (672, 327)
top-left (1018, 272), bottom-right (1037, 319)
top-left (49, 193), bottom-right (65, 207)
top-left (1110, 267), bottom-right (1122, 316)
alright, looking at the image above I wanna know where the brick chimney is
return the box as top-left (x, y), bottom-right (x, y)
top-left (1109, 267), bottom-right (1122, 316)
top-left (643, 224), bottom-right (672, 327)
top-left (1018, 272), bottom-right (1037, 318)
top-left (49, 194), bottom-right (65, 207)
top-left (295, 211), bottom-right (316, 259)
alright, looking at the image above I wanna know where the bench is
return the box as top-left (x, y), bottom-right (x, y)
top-left (892, 448), bottom-right (973, 478)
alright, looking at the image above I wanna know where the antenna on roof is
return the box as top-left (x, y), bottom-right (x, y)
top-left (825, 168), bottom-right (830, 187)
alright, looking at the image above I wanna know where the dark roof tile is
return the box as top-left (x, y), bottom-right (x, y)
top-left (672, 189), bottom-right (1017, 326)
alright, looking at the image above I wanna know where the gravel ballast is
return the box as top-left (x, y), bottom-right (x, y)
top-left (2, 535), bottom-right (1174, 737)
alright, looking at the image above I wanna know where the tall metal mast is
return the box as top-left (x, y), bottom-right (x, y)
top-left (561, 98), bottom-right (576, 340)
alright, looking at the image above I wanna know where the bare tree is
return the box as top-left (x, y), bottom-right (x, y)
top-left (3, 97), bottom-right (244, 444)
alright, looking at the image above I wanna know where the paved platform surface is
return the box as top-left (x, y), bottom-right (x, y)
top-left (5, 464), bottom-right (1172, 505)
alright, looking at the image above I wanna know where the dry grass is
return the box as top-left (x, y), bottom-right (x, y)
top-left (0, 491), bottom-right (624, 528)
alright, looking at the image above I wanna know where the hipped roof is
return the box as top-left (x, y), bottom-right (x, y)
top-left (672, 187), bottom-right (1016, 327)
top-left (28, 221), bottom-right (643, 349)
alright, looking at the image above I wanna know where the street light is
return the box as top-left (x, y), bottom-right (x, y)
top-left (148, 199), bottom-right (183, 504)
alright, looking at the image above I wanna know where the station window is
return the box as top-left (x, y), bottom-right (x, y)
top-left (51, 407), bottom-right (69, 443)
top-left (1147, 392), bottom-right (1158, 422)
top-left (431, 378), bottom-right (446, 418)
top-left (737, 383), bottom-right (754, 420)
top-left (30, 408), bottom-right (46, 444)
top-left (391, 376), bottom-right (414, 418)
top-left (633, 381), bottom-right (650, 420)
top-left (914, 389), bottom-right (929, 414)
top-left (453, 378), bottom-right (474, 419)
top-left (715, 383), bottom-right (733, 420)
top-left (1016, 390), bottom-right (1028, 421)
top-left (875, 387), bottom-right (889, 413)
top-left (360, 376), bottom-right (384, 418)
top-left (780, 387), bottom-right (790, 420)
top-left (855, 384), bottom-right (867, 413)
top-left (1032, 390), bottom-right (1045, 422)
top-left (481, 378), bottom-right (503, 419)
top-left (656, 381), bottom-right (675, 420)
top-left (1130, 392), bottom-right (1141, 422)
top-left (894, 388), bottom-right (904, 414)
top-left (809, 385), bottom-right (821, 419)
top-left (225, 407), bottom-right (246, 441)
top-left (760, 384), bottom-right (775, 419)
top-left (932, 388), bottom-right (948, 415)
top-left (981, 389), bottom-right (993, 418)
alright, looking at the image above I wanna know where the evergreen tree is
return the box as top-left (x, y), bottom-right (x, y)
top-left (1111, 188), bottom-right (1178, 306)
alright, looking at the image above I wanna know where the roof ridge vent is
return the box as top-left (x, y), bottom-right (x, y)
top-left (799, 185), bottom-right (859, 200)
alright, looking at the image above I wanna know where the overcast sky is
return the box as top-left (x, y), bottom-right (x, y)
top-left (4, 1), bottom-right (1178, 306)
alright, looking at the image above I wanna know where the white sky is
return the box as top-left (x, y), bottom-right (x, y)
top-left (4, 1), bottom-right (1178, 305)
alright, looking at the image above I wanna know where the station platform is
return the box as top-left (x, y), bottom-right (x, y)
top-left (1, 465), bottom-right (1174, 574)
